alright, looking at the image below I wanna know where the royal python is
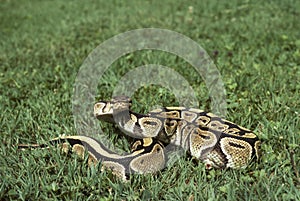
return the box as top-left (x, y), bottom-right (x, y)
top-left (19, 96), bottom-right (260, 180)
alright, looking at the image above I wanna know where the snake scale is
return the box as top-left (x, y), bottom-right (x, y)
top-left (19, 96), bottom-right (260, 180)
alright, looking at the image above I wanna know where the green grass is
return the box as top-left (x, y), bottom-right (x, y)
top-left (1, 0), bottom-right (299, 200)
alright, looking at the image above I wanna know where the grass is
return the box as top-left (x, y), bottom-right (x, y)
top-left (1, 0), bottom-right (299, 200)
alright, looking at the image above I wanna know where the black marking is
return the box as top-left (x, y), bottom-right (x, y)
top-left (228, 141), bottom-right (245, 149)
top-left (133, 112), bottom-right (150, 119)
top-left (131, 139), bottom-right (144, 151)
top-left (199, 134), bottom-right (211, 140)
top-left (170, 111), bottom-right (179, 117)
top-left (164, 119), bottom-right (176, 127)
top-left (198, 125), bottom-right (209, 131)
top-left (220, 132), bottom-right (259, 145)
top-left (143, 120), bottom-right (158, 126)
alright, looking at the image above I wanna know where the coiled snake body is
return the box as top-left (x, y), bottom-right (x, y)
top-left (19, 96), bottom-right (260, 180)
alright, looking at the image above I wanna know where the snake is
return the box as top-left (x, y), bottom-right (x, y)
top-left (18, 136), bottom-right (165, 181)
top-left (19, 96), bottom-right (260, 180)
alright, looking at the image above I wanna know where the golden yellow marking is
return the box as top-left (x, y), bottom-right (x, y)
top-left (223, 127), bottom-right (241, 134)
top-left (104, 102), bottom-right (113, 113)
top-left (130, 114), bottom-right (138, 123)
top-left (220, 137), bottom-right (252, 168)
top-left (195, 116), bottom-right (211, 126)
top-left (242, 133), bottom-right (258, 138)
top-left (88, 153), bottom-right (98, 166)
top-left (131, 140), bottom-right (142, 152)
top-left (143, 138), bottom-right (153, 147)
top-left (94, 102), bottom-right (104, 111)
top-left (61, 143), bottom-right (70, 153)
top-left (130, 148), bottom-right (145, 156)
top-left (102, 161), bottom-right (127, 181)
top-left (130, 144), bottom-right (165, 174)
top-left (182, 111), bottom-right (198, 122)
top-left (94, 102), bottom-right (113, 116)
top-left (139, 117), bottom-right (162, 137)
top-left (189, 128), bottom-right (217, 158)
top-left (72, 144), bottom-right (85, 159)
top-left (154, 111), bottom-right (180, 118)
top-left (166, 111), bottom-right (180, 118)
top-left (164, 119), bottom-right (178, 136)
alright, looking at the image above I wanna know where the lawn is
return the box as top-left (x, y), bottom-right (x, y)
top-left (0, 0), bottom-right (299, 200)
